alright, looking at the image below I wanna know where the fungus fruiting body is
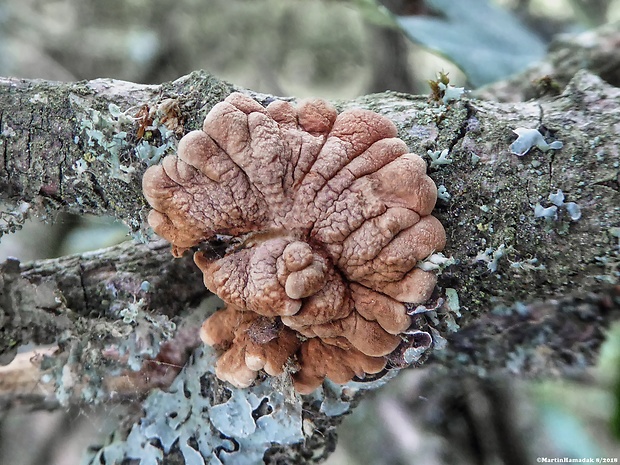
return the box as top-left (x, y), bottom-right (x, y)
top-left (143, 92), bottom-right (446, 393)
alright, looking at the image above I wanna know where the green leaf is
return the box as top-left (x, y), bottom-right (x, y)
top-left (396, 0), bottom-right (546, 86)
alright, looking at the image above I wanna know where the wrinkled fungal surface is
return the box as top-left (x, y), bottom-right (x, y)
top-left (143, 92), bottom-right (446, 393)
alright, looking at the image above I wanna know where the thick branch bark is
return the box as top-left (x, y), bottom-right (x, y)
top-left (436, 285), bottom-right (620, 376)
top-left (0, 239), bottom-right (209, 409)
top-left (0, 73), bottom-right (234, 233)
top-left (2, 70), bottom-right (618, 316)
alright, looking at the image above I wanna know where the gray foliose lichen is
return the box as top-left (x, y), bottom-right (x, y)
top-left (88, 346), bottom-right (306, 465)
top-left (86, 338), bottom-right (401, 465)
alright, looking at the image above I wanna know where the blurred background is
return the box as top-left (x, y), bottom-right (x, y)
top-left (1, 0), bottom-right (620, 464)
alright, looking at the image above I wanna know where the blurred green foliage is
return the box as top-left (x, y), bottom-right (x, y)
top-left (396, 0), bottom-right (546, 86)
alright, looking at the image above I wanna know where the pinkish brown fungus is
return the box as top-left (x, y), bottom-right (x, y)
top-left (143, 92), bottom-right (446, 393)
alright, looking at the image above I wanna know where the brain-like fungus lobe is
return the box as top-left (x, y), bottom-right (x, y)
top-left (143, 92), bottom-right (446, 394)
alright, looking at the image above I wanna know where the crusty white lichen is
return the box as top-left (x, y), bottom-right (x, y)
top-left (510, 128), bottom-right (563, 156)
top-left (475, 244), bottom-right (508, 272)
top-left (0, 201), bottom-right (31, 237)
top-left (534, 190), bottom-right (581, 222)
top-left (427, 148), bottom-right (453, 168)
top-left (41, 298), bottom-right (177, 407)
top-left (509, 257), bottom-right (545, 272)
top-left (134, 108), bottom-right (178, 166)
top-left (71, 96), bottom-right (135, 182)
top-left (70, 95), bottom-right (178, 184)
top-left (417, 252), bottom-right (456, 272)
top-left (437, 185), bottom-right (451, 201)
top-left (438, 82), bottom-right (465, 104)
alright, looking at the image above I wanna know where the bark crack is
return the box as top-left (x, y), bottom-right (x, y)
top-left (88, 172), bottom-right (109, 209)
top-left (26, 112), bottom-right (34, 172)
top-left (447, 100), bottom-right (475, 153)
top-left (77, 260), bottom-right (91, 315)
top-left (0, 110), bottom-right (5, 175)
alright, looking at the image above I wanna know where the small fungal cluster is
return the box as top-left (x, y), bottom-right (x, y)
top-left (143, 92), bottom-right (446, 393)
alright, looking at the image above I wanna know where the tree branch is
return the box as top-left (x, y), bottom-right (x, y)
top-left (2, 68), bottom-right (618, 321)
top-left (436, 285), bottom-right (620, 376)
top-left (0, 239), bottom-right (209, 409)
top-left (0, 72), bottom-right (234, 234)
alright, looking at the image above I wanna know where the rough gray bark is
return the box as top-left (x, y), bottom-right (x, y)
top-left (0, 239), bottom-right (208, 407)
top-left (0, 73), bottom-right (234, 233)
top-left (474, 21), bottom-right (620, 102)
top-left (1, 24), bottom-right (620, 464)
